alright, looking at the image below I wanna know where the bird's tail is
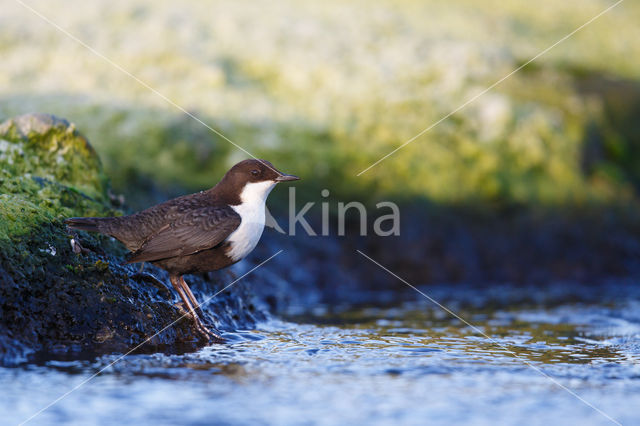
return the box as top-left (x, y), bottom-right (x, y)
top-left (65, 217), bottom-right (109, 233)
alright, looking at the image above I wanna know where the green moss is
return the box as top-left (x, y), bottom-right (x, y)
top-left (0, 114), bottom-right (114, 243)
top-left (0, 114), bottom-right (108, 201)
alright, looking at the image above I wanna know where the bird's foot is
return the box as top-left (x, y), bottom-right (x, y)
top-left (193, 305), bottom-right (209, 324)
top-left (193, 317), bottom-right (225, 344)
top-left (174, 303), bottom-right (224, 343)
top-left (170, 275), bottom-right (225, 344)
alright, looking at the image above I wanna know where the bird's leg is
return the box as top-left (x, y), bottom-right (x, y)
top-left (170, 276), bottom-right (201, 328)
top-left (170, 275), bottom-right (223, 343)
top-left (179, 276), bottom-right (207, 320)
top-left (172, 276), bottom-right (223, 343)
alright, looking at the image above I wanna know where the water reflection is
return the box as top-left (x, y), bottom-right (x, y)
top-left (3, 283), bottom-right (640, 425)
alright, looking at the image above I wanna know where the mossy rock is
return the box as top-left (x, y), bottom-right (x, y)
top-left (0, 114), bottom-right (265, 365)
top-left (0, 114), bottom-right (113, 243)
top-left (0, 113), bottom-right (108, 202)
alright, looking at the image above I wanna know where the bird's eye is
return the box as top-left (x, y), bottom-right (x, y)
top-left (251, 169), bottom-right (260, 176)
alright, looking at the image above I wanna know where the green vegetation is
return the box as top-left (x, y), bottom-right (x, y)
top-left (1, 0), bottom-right (639, 210)
top-left (0, 114), bottom-right (113, 243)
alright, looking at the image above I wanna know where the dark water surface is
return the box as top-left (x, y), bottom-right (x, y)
top-left (3, 282), bottom-right (640, 425)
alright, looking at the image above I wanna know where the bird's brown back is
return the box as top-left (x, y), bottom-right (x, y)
top-left (103, 190), bottom-right (219, 251)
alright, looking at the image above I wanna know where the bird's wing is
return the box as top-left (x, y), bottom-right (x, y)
top-left (126, 206), bottom-right (241, 263)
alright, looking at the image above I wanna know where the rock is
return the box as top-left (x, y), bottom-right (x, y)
top-left (0, 114), bottom-right (266, 365)
top-left (0, 113), bottom-right (108, 203)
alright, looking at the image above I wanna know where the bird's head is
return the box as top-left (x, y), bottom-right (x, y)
top-left (219, 159), bottom-right (300, 205)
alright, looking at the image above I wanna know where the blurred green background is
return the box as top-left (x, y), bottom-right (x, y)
top-left (1, 0), bottom-right (639, 211)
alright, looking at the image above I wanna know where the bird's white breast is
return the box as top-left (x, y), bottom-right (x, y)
top-left (225, 180), bottom-right (276, 262)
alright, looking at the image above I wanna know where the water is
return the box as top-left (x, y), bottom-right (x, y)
top-left (3, 283), bottom-right (640, 426)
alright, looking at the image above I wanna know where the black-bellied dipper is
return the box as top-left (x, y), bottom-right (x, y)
top-left (66, 159), bottom-right (299, 342)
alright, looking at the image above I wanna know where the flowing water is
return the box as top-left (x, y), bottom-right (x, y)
top-left (2, 282), bottom-right (640, 426)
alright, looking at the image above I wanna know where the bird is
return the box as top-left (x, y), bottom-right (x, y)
top-left (65, 159), bottom-right (299, 342)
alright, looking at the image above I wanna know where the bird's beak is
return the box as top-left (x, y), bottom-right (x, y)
top-left (275, 174), bottom-right (300, 182)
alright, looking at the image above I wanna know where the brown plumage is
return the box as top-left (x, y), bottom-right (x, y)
top-left (66, 159), bottom-right (299, 342)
